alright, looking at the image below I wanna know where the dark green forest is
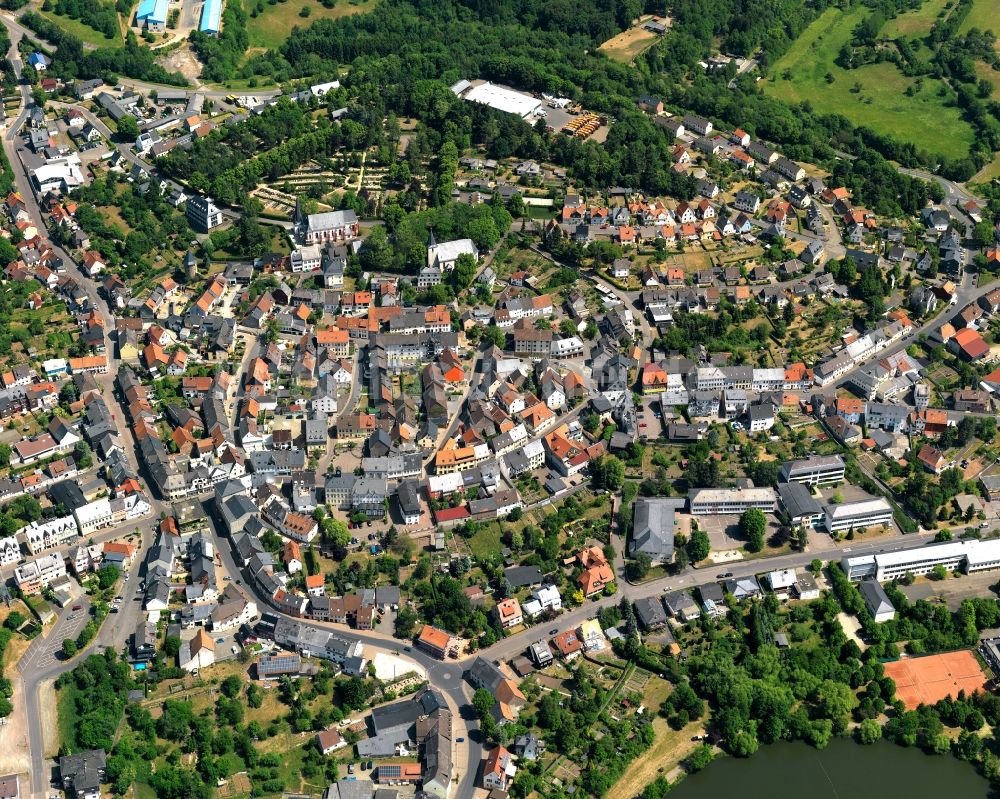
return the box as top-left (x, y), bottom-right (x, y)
top-left (22, 0), bottom-right (993, 180)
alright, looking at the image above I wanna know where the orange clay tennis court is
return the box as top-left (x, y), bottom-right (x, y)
top-left (883, 651), bottom-right (987, 710)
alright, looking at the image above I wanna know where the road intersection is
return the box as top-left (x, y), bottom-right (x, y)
top-left (0, 11), bottom-right (989, 797)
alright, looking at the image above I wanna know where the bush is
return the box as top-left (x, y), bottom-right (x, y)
top-left (857, 718), bottom-right (882, 744)
top-left (3, 611), bottom-right (25, 631)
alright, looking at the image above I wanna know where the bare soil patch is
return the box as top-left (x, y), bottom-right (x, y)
top-left (0, 678), bottom-right (30, 777)
top-left (157, 45), bottom-right (204, 84)
top-left (598, 16), bottom-right (670, 64)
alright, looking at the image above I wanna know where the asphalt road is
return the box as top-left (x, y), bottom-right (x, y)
top-left (900, 167), bottom-right (978, 235)
top-left (1, 16), bottom-right (171, 791)
top-left (0, 10), bottom-right (989, 794)
top-left (477, 525), bottom-right (940, 665)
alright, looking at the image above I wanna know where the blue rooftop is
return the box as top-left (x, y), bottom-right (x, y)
top-left (136, 0), bottom-right (168, 23)
top-left (200, 0), bottom-right (222, 33)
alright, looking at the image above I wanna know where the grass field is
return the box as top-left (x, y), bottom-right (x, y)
top-left (974, 60), bottom-right (1000, 92)
top-left (56, 682), bottom-right (80, 749)
top-left (972, 152), bottom-right (1000, 182)
top-left (246, 0), bottom-right (376, 49)
top-left (767, 6), bottom-right (975, 159)
top-left (466, 522), bottom-right (505, 561)
top-left (612, 717), bottom-right (702, 796)
top-left (882, 0), bottom-right (951, 38)
top-left (958, 0), bottom-right (1000, 39)
top-left (40, 9), bottom-right (123, 48)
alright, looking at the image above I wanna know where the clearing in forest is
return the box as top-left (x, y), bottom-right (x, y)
top-left (599, 16), bottom-right (670, 64)
top-left (246, 0), bottom-right (377, 49)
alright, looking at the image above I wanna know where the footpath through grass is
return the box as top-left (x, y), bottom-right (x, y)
top-left (766, 6), bottom-right (975, 160)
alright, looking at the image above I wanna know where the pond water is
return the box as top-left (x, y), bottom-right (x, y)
top-left (669, 739), bottom-right (993, 799)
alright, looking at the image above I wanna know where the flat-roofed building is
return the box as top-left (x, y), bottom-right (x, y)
top-left (461, 82), bottom-right (542, 119)
top-left (841, 553), bottom-right (877, 581)
top-left (688, 487), bottom-right (777, 515)
top-left (0, 773), bottom-right (19, 799)
top-left (823, 497), bottom-right (892, 533)
top-left (780, 455), bottom-right (845, 486)
top-left (965, 539), bottom-right (1000, 573)
top-left (844, 542), bottom-right (966, 581)
top-left (529, 640), bottom-right (553, 666)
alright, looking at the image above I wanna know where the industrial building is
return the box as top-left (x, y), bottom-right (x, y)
top-left (458, 81), bottom-right (543, 119)
top-left (200, 0), bottom-right (222, 34)
top-left (135, 0), bottom-right (168, 30)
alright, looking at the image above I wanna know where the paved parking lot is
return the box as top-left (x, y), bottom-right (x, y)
top-left (697, 513), bottom-right (783, 551)
top-left (19, 599), bottom-right (93, 673)
top-left (900, 570), bottom-right (1000, 611)
top-left (637, 397), bottom-right (664, 440)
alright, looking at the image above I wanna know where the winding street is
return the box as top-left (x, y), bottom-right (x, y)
top-left (1, 15), bottom-right (172, 794)
top-left (899, 167), bottom-right (980, 233)
top-left (0, 8), bottom-right (992, 794)
top-left (198, 496), bottom-right (483, 796)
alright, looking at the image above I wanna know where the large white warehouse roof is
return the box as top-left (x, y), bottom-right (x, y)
top-left (463, 82), bottom-right (542, 119)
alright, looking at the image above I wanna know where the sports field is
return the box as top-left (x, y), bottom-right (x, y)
top-left (766, 6), bottom-right (976, 160)
top-left (883, 651), bottom-right (987, 710)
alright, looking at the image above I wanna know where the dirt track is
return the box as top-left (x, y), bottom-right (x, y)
top-left (0, 676), bottom-right (31, 779)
